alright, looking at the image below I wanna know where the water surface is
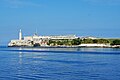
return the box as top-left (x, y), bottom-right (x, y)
top-left (0, 47), bottom-right (120, 80)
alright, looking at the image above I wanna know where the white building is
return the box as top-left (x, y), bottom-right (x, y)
top-left (8, 30), bottom-right (77, 47)
top-left (81, 36), bottom-right (98, 39)
top-left (8, 40), bottom-right (33, 47)
top-left (8, 30), bottom-right (33, 47)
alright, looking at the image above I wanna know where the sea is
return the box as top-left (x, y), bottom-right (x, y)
top-left (0, 46), bottom-right (120, 80)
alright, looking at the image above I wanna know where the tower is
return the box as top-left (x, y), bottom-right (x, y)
top-left (19, 29), bottom-right (22, 40)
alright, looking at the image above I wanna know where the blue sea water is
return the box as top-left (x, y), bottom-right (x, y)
top-left (0, 47), bottom-right (120, 80)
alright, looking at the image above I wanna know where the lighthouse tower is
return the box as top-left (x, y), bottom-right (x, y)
top-left (19, 29), bottom-right (22, 40)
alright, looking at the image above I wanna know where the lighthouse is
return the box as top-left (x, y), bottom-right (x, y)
top-left (19, 29), bottom-right (22, 40)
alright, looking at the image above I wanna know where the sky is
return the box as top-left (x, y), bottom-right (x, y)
top-left (0, 0), bottom-right (120, 45)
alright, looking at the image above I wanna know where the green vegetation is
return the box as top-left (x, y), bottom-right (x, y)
top-left (71, 38), bottom-right (81, 45)
top-left (34, 43), bottom-right (41, 47)
top-left (47, 39), bottom-right (81, 46)
top-left (81, 39), bottom-right (110, 44)
top-left (111, 39), bottom-right (120, 45)
top-left (47, 38), bottom-right (113, 46)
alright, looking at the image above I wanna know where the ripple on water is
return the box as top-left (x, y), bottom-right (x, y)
top-left (0, 47), bottom-right (120, 80)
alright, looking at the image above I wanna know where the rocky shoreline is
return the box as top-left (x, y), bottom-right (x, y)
top-left (8, 44), bottom-right (120, 48)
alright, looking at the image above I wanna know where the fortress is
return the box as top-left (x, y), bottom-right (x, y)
top-left (8, 30), bottom-right (114, 48)
top-left (8, 30), bottom-right (78, 47)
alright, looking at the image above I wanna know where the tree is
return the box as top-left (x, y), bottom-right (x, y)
top-left (34, 43), bottom-right (40, 47)
top-left (71, 39), bottom-right (81, 45)
top-left (93, 39), bottom-right (98, 43)
top-left (111, 39), bottom-right (120, 45)
top-left (97, 39), bottom-right (109, 44)
top-left (81, 39), bottom-right (93, 44)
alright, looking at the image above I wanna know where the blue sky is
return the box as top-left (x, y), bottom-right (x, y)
top-left (0, 0), bottom-right (120, 45)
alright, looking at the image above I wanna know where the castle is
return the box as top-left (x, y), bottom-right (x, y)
top-left (8, 30), bottom-right (78, 47)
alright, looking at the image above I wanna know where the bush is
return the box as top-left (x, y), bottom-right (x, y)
top-left (111, 40), bottom-right (120, 45)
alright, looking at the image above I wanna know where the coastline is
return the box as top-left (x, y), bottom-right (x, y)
top-left (8, 30), bottom-right (120, 48)
top-left (8, 45), bottom-right (120, 48)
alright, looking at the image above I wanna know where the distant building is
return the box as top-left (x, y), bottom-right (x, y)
top-left (8, 30), bottom-right (78, 47)
top-left (81, 36), bottom-right (98, 39)
top-left (19, 29), bottom-right (22, 40)
top-left (8, 30), bottom-right (33, 47)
